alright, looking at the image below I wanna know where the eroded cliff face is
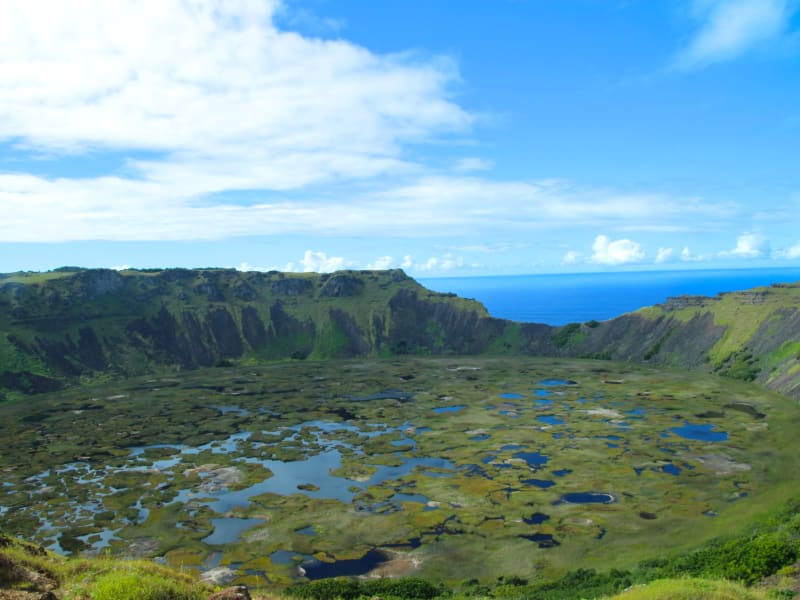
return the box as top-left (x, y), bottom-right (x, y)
top-left (1, 269), bottom-right (799, 400)
top-left (555, 285), bottom-right (800, 400)
top-left (0, 268), bottom-right (522, 395)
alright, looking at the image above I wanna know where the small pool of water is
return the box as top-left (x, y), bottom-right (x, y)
top-left (203, 517), bottom-right (265, 545)
top-left (350, 390), bottom-right (414, 402)
top-left (559, 492), bottom-right (615, 504)
top-left (514, 451), bottom-right (549, 468)
top-left (539, 379), bottom-right (576, 386)
top-left (433, 405), bottom-right (466, 414)
top-left (523, 512), bottom-right (550, 525)
top-left (522, 478), bottom-right (556, 489)
top-left (536, 415), bottom-right (564, 426)
top-left (499, 392), bottom-right (524, 399)
top-left (300, 549), bottom-right (389, 580)
top-left (296, 526), bottom-right (317, 536)
top-left (271, 550), bottom-right (302, 565)
top-left (519, 533), bottom-right (560, 548)
top-left (670, 423), bottom-right (728, 442)
top-left (663, 463), bottom-right (681, 476)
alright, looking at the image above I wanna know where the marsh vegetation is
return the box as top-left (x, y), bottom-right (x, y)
top-left (1, 356), bottom-right (798, 591)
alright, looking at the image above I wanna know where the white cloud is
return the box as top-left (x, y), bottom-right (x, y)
top-left (285, 250), bottom-right (349, 273)
top-left (367, 255), bottom-right (394, 270)
top-left (680, 246), bottom-right (708, 262)
top-left (0, 173), bottom-right (737, 242)
top-left (0, 0), bottom-right (468, 190)
top-left (655, 247), bottom-right (674, 263)
top-left (561, 250), bottom-right (582, 265)
top-left (410, 253), bottom-right (465, 273)
top-left (237, 261), bottom-right (278, 272)
top-left (721, 231), bottom-right (770, 258)
top-left (401, 255), bottom-right (413, 269)
top-left (589, 235), bottom-right (646, 266)
top-left (773, 241), bottom-right (800, 259)
top-left (0, 2), bottom-right (751, 250)
top-left (674, 0), bottom-right (795, 69)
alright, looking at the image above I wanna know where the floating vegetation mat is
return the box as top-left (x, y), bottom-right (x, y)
top-left (1, 357), bottom-right (799, 587)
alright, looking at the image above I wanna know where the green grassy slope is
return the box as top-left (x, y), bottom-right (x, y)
top-left (562, 283), bottom-right (800, 399)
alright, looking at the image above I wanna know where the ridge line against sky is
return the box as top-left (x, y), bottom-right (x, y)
top-left (0, 0), bottom-right (799, 275)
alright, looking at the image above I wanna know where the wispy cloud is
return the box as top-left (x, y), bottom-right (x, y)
top-left (0, 0), bottom-right (469, 190)
top-left (673, 0), bottom-right (796, 70)
top-left (367, 256), bottom-right (394, 270)
top-left (0, 173), bottom-right (738, 242)
top-left (655, 247), bottom-right (675, 263)
top-left (285, 250), bottom-right (351, 273)
top-left (453, 157), bottom-right (495, 173)
top-left (773, 241), bottom-right (800, 259)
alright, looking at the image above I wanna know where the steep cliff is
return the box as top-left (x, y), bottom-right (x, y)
top-left (1, 268), bottom-right (799, 400)
top-left (0, 268), bottom-right (534, 396)
top-left (557, 283), bottom-right (800, 399)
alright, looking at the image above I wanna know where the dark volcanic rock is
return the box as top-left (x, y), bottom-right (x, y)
top-left (329, 308), bottom-right (371, 356)
top-left (207, 307), bottom-right (244, 358)
top-left (270, 277), bottom-right (313, 296)
top-left (207, 586), bottom-right (252, 600)
top-left (195, 283), bottom-right (225, 301)
top-left (320, 274), bottom-right (365, 297)
top-left (241, 306), bottom-right (268, 350)
top-left (73, 269), bottom-right (124, 299)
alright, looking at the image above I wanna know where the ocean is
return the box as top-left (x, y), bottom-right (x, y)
top-left (420, 267), bottom-right (800, 326)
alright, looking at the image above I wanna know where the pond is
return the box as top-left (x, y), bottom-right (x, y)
top-left (300, 549), bottom-right (390, 580)
top-left (536, 415), bottom-right (564, 426)
top-left (522, 478), bottom-right (556, 489)
top-left (558, 492), bottom-right (615, 504)
top-left (670, 423), bottom-right (728, 442)
top-left (523, 512), bottom-right (550, 525)
top-left (432, 405), bottom-right (466, 414)
top-left (203, 517), bottom-right (265, 545)
top-left (513, 451), bottom-right (549, 468)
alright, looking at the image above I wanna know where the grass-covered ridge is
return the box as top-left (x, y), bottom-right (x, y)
top-left (2, 267), bottom-right (800, 400)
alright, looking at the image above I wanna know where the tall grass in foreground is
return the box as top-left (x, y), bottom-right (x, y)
top-left (61, 557), bottom-right (209, 600)
top-left (607, 577), bottom-right (770, 599)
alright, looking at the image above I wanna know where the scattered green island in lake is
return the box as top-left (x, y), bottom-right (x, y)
top-left (2, 268), bottom-right (800, 599)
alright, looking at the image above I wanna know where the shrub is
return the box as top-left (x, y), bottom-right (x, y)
top-left (290, 578), bottom-right (360, 600)
top-left (362, 576), bottom-right (441, 599)
top-left (291, 577), bottom-right (441, 600)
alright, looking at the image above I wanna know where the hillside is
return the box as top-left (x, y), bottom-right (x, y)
top-left (0, 268), bottom-right (550, 398)
top-left (557, 283), bottom-right (800, 400)
top-left (0, 268), bottom-right (799, 400)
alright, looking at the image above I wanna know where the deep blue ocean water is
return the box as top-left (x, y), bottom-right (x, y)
top-left (420, 267), bottom-right (800, 326)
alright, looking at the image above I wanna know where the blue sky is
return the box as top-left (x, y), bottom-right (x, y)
top-left (1, 0), bottom-right (799, 276)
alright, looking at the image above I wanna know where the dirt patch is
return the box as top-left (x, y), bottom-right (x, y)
top-left (694, 454), bottom-right (751, 476)
top-left (183, 465), bottom-right (243, 493)
top-left (364, 550), bottom-right (420, 578)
